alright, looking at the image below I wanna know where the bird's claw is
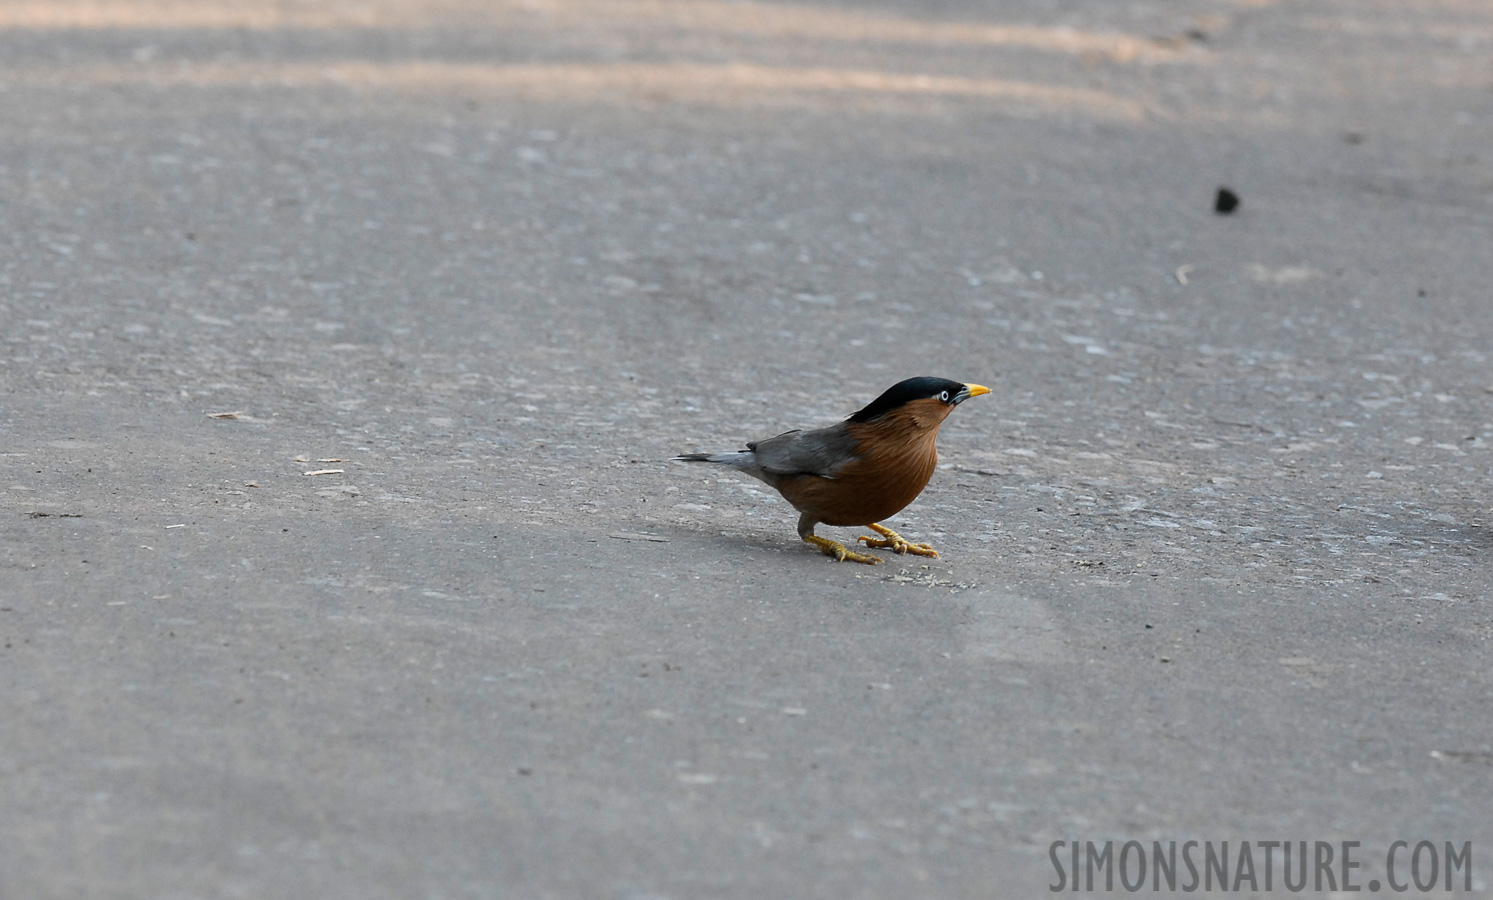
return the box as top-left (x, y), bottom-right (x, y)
top-left (857, 524), bottom-right (940, 558)
top-left (803, 534), bottom-right (881, 565)
top-left (857, 535), bottom-right (940, 558)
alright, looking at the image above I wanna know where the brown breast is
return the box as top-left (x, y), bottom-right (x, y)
top-left (776, 397), bottom-right (950, 527)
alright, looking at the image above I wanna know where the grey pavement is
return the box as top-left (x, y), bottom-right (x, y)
top-left (1, 0), bottom-right (1491, 897)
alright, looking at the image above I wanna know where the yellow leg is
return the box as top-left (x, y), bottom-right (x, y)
top-left (856, 523), bottom-right (940, 558)
top-left (803, 533), bottom-right (881, 565)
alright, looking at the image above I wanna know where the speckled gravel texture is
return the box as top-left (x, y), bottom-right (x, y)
top-left (2, 1), bottom-right (1490, 896)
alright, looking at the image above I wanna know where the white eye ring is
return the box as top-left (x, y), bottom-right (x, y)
top-left (939, 390), bottom-right (951, 402)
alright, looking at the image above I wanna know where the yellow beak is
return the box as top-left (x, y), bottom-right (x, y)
top-left (965, 384), bottom-right (991, 397)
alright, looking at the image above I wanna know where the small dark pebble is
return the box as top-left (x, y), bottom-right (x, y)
top-left (1214, 187), bottom-right (1240, 214)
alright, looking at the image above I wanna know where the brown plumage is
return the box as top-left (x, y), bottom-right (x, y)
top-left (672, 377), bottom-right (990, 564)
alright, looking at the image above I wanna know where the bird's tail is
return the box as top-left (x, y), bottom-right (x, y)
top-left (670, 450), bottom-right (772, 486)
top-left (670, 451), bottom-right (756, 469)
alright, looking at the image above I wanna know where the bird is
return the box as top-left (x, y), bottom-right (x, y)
top-left (672, 376), bottom-right (990, 564)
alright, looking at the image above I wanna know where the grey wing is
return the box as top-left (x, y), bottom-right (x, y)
top-left (746, 423), bottom-right (860, 478)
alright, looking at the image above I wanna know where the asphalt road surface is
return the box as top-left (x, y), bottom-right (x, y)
top-left (2, 1), bottom-right (1491, 896)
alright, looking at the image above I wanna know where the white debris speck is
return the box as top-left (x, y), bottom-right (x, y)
top-left (1249, 264), bottom-right (1322, 284)
top-left (678, 773), bottom-right (719, 785)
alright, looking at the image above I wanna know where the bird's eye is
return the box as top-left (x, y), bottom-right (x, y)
top-left (939, 390), bottom-right (950, 402)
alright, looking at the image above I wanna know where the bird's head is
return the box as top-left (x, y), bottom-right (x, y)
top-left (847, 376), bottom-right (991, 427)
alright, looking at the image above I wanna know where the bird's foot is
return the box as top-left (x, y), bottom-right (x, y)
top-left (803, 534), bottom-right (881, 565)
top-left (856, 523), bottom-right (940, 558)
